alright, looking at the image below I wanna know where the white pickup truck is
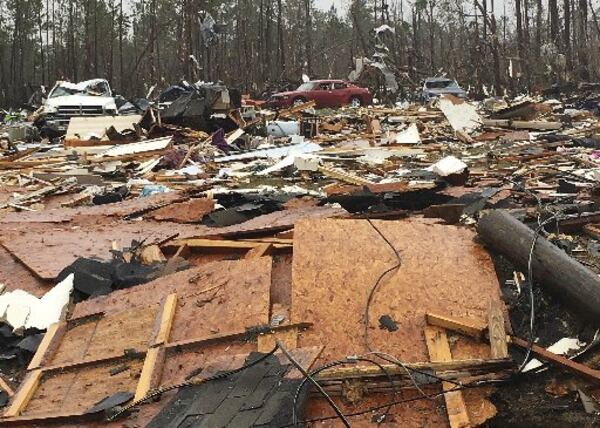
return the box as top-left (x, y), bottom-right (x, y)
top-left (42, 79), bottom-right (118, 132)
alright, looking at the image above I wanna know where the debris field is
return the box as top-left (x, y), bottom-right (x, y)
top-left (2, 89), bottom-right (600, 427)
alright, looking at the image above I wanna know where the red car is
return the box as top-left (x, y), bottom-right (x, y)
top-left (268, 80), bottom-right (373, 109)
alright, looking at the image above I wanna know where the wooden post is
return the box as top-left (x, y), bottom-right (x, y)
top-left (424, 326), bottom-right (471, 428)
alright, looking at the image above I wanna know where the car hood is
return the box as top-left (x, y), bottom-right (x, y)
top-left (45, 95), bottom-right (117, 109)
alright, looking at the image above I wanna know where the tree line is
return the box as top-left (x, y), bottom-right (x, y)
top-left (1, 0), bottom-right (600, 107)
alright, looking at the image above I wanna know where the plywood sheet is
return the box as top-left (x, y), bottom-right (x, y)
top-left (72, 258), bottom-right (272, 343)
top-left (0, 245), bottom-right (50, 298)
top-left (49, 305), bottom-right (157, 366)
top-left (196, 205), bottom-right (347, 238)
top-left (22, 358), bottom-right (144, 417)
top-left (145, 198), bottom-right (215, 223)
top-left (0, 192), bottom-right (186, 224)
top-left (291, 218), bottom-right (503, 363)
top-left (0, 220), bottom-right (201, 280)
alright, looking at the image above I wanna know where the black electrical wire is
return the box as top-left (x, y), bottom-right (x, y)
top-left (518, 213), bottom-right (563, 373)
top-left (290, 357), bottom-right (398, 426)
top-left (276, 340), bottom-right (351, 427)
top-left (364, 217), bottom-right (402, 352)
top-left (278, 380), bottom-right (495, 428)
top-left (107, 345), bottom-right (281, 421)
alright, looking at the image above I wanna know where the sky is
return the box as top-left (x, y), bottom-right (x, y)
top-left (315, 0), bottom-right (346, 12)
top-left (315, 0), bottom-right (510, 16)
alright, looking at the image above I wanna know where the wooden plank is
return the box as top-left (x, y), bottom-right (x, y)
top-left (134, 347), bottom-right (165, 402)
top-left (0, 375), bottom-right (15, 397)
top-left (165, 322), bottom-right (312, 351)
top-left (424, 326), bottom-right (471, 428)
top-left (487, 301), bottom-right (509, 359)
top-left (153, 294), bottom-right (177, 346)
top-left (426, 313), bottom-right (486, 340)
top-left (27, 322), bottom-right (66, 370)
top-left (244, 243), bottom-right (273, 259)
top-left (510, 336), bottom-right (600, 385)
top-left (4, 370), bottom-right (43, 417)
top-left (167, 238), bottom-right (292, 250)
top-left (257, 327), bottom-right (298, 352)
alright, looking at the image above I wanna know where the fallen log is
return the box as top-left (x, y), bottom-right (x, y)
top-left (478, 210), bottom-right (600, 321)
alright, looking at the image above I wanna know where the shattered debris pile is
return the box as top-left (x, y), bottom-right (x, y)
top-left (2, 89), bottom-right (600, 426)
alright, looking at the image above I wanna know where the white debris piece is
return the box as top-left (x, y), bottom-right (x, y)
top-left (226, 128), bottom-right (245, 145)
top-left (438, 95), bottom-right (481, 133)
top-left (374, 24), bottom-right (395, 35)
top-left (431, 156), bottom-right (468, 177)
top-left (394, 123), bottom-right (421, 145)
top-left (0, 274), bottom-right (74, 332)
top-left (294, 155), bottom-right (321, 171)
top-left (94, 137), bottom-right (172, 158)
top-left (215, 139), bottom-right (321, 163)
top-left (266, 121), bottom-right (300, 137)
top-left (523, 337), bottom-right (585, 372)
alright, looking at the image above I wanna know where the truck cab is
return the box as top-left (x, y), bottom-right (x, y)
top-left (42, 79), bottom-right (118, 132)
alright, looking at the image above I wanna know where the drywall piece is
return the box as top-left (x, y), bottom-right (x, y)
top-left (94, 137), bottom-right (172, 158)
top-left (431, 156), bottom-right (468, 177)
top-left (394, 123), bottom-right (421, 144)
top-left (65, 115), bottom-right (142, 145)
top-left (214, 139), bottom-right (321, 163)
top-left (439, 95), bottom-right (481, 133)
top-left (0, 274), bottom-right (73, 332)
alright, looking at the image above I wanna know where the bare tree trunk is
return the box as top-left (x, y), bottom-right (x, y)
top-left (305, 0), bottom-right (312, 76)
top-left (549, 0), bottom-right (560, 46)
top-left (277, 0), bottom-right (284, 76)
top-left (578, 0), bottom-right (589, 79)
top-left (564, 0), bottom-right (573, 72)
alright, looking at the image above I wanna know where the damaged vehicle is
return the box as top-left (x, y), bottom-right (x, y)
top-left (160, 81), bottom-right (242, 131)
top-left (268, 80), bottom-right (372, 109)
top-left (420, 77), bottom-right (467, 102)
top-left (39, 79), bottom-right (118, 133)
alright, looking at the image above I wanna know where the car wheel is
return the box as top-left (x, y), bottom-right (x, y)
top-left (349, 96), bottom-right (362, 108)
top-left (292, 97), bottom-right (307, 107)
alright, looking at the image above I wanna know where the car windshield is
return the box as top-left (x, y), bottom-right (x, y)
top-left (297, 82), bottom-right (315, 91)
top-left (49, 82), bottom-right (110, 98)
top-left (425, 80), bottom-right (459, 89)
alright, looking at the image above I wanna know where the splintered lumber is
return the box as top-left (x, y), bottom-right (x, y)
top-left (166, 238), bottom-right (292, 250)
top-left (510, 336), bottom-right (600, 385)
top-left (482, 119), bottom-right (562, 130)
top-left (424, 326), bottom-right (471, 428)
top-left (478, 210), bottom-right (600, 321)
top-left (487, 302), bottom-right (509, 359)
top-left (426, 313), bottom-right (486, 339)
